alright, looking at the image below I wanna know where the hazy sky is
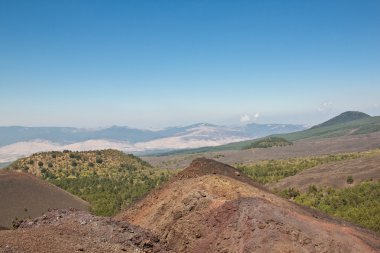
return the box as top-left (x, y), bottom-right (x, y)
top-left (1, 0), bottom-right (379, 128)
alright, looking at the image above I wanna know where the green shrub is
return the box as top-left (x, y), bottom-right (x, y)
top-left (40, 167), bottom-right (47, 174)
top-left (280, 187), bottom-right (300, 199)
top-left (308, 185), bottom-right (318, 194)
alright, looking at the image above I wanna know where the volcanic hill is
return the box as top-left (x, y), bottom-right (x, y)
top-left (7, 149), bottom-right (175, 216)
top-left (117, 158), bottom-right (380, 253)
top-left (0, 170), bottom-right (89, 229)
top-left (7, 149), bottom-right (153, 179)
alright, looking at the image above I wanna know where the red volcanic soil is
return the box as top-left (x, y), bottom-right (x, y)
top-left (174, 157), bottom-right (267, 190)
top-left (194, 197), bottom-right (379, 253)
top-left (117, 158), bottom-right (380, 253)
top-left (0, 170), bottom-right (89, 229)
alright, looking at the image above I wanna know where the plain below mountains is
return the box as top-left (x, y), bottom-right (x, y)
top-left (0, 122), bottom-right (304, 163)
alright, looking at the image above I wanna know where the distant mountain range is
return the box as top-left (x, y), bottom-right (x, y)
top-left (154, 111), bottom-right (380, 155)
top-left (0, 122), bottom-right (304, 163)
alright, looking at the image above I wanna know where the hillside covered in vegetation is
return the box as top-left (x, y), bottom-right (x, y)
top-left (310, 111), bottom-right (370, 129)
top-left (8, 150), bottom-right (177, 216)
top-left (281, 181), bottom-right (380, 233)
top-left (279, 113), bottom-right (380, 141)
top-left (235, 149), bottom-right (380, 184)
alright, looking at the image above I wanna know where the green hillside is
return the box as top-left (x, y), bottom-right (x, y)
top-left (155, 136), bottom-right (294, 156)
top-left (154, 140), bottom-right (254, 156)
top-left (235, 149), bottom-right (380, 184)
top-left (8, 150), bottom-right (177, 216)
top-left (278, 115), bottom-right (380, 141)
top-left (291, 181), bottom-right (380, 233)
top-left (310, 111), bottom-right (370, 129)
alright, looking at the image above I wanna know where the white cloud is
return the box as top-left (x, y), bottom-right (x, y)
top-left (317, 101), bottom-right (333, 112)
top-left (240, 114), bottom-right (251, 123)
top-left (240, 112), bottom-right (260, 123)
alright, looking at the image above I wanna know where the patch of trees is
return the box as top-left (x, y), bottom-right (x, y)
top-left (242, 137), bottom-right (292, 149)
top-left (51, 171), bottom-right (172, 216)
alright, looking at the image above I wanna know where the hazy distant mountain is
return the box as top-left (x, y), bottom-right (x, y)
top-left (0, 123), bottom-right (304, 162)
top-left (279, 112), bottom-right (380, 141)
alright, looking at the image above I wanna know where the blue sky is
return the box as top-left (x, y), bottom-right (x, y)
top-left (1, 0), bottom-right (379, 128)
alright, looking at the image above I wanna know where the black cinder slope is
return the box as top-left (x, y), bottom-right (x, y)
top-left (0, 170), bottom-right (89, 229)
